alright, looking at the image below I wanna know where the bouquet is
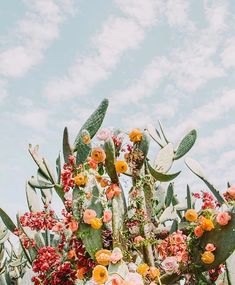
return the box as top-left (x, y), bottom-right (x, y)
top-left (0, 99), bottom-right (235, 285)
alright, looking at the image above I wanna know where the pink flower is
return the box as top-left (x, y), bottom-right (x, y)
top-left (52, 222), bottom-right (63, 232)
top-left (83, 209), bottom-right (97, 224)
top-left (103, 210), bottom-right (112, 223)
top-left (227, 186), bottom-right (235, 199)
top-left (161, 257), bottom-right (179, 274)
top-left (134, 236), bottom-right (145, 244)
top-left (125, 273), bottom-right (144, 285)
top-left (205, 243), bottom-right (216, 252)
top-left (97, 128), bottom-right (111, 141)
top-left (110, 248), bottom-right (123, 264)
top-left (216, 212), bottom-right (231, 226)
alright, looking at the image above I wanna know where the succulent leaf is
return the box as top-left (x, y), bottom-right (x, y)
top-left (155, 143), bottom-right (174, 173)
top-left (63, 127), bottom-right (72, 163)
top-left (26, 183), bottom-right (41, 212)
top-left (147, 162), bottom-right (181, 182)
top-left (174, 129), bottom-right (197, 160)
top-left (0, 209), bottom-right (16, 233)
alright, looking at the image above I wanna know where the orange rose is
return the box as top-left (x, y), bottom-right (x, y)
top-left (91, 147), bottom-right (106, 163)
top-left (199, 217), bottom-right (214, 231)
top-left (115, 160), bottom-right (128, 173)
top-left (92, 265), bottom-right (108, 284)
top-left (76, 267), bottom-right (86, 280)
top-left (149, 267), bottom-right (160, 280)
top-left (82, 134), bottom-right (91, 144)
top-left (67, 249), bottom-right (76, 259)
top-left (90, 218), bottom-right (103, 230)
top-left (74, 173), bottom-right (88, 187)
top-left (185, 209), bottom-right (198, 222)
top-left (137, 263), bottom-right (150, 276)
top-left (194, 226), bottom-right (204, 237)
top-left (129, 129), bottom-right (143, 143)
top-left (68, 220), bottom-right (78, 232)
top-left (201, 251), bottom-right (215, 264)
top-left (95, 249), bottom-right (112, 266)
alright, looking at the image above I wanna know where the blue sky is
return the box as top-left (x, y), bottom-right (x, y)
top-left (1, 0), bottom-right (235, 218)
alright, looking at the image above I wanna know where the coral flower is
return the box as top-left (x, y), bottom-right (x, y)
top-left (129, 129), bottom-right (143, 143)
top-left (137, 263), bottom-right (150, 276)
top-left (149, 267), bottom-right (160, 280)
top-left (134, 236), bottom-right (145, 244)
top-left (201, 251), bottom-right (215, 264)
top-left (95, 249), bottom-right (112, 266)
top-left (90, 218), bottom-right (103, 230)
top-left (106, 184), bottom-right (122, 200)
top-left (76, 267), bottom-right (87, 280)
top-left (103, 210), bottom-right (112, 223)
top-left (185, 209), bottom-right (198, 222)
top-left (91, 147), bottom-right (106, 163)
top-left (161, 257), bottom-right (179, 274)
top-left (83, 209), bottom-right (97, 224)
top-left (68, 220), bottom-right (78, 232)
top-left (92, 265), bottom-right (108, 284)
top-left (67, 249), bottom-right (76, 259)
top-left (194, 226), bottom-right (204, 237)
top-left (199, 217), bottom-right (214, 231)
top-left (87, 157), bottom-right (98, 169)
top-left (216, 212), bottom-right (231, 226)
top-left (100, 179), bottom-right (109, 187)
top-left (115, 160), bottom-right (128, 173)
top-left (205, 243), bottom-right (216, 252)
top-left (74, 173), bottom-right (88, 187)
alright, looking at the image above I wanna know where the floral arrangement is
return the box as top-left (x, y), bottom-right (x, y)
top-left (0, 99), bottom-right (235, 285)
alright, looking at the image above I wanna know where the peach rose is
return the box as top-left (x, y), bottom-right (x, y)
top-left (83, 209), bottom-right (97, 224)
top-left (161, 257), bottom-right (179, 274)
top-left (110, 248), bottom-right (123, 264)
top-left (205, 243), bottom-right (216, 252)
top-left (216, 212), bottom-right (231, 226)
top-left (97, 128), bottom-right (111, 141)
top-left (134, 236), bottom-right (145, 244)
top-left (194, 226), bottom-right (204, 237)
top-left (68, 220), bottom-right (78, 232)
top-left (91, 147), bottom-right (106, 163)
top-left (103, 209), bottom-right (112, 223)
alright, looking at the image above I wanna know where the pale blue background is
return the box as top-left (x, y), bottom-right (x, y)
top-left (0, 0), bottom-right (235, 218)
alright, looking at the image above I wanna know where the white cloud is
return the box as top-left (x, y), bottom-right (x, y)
top-left (0, 80), bottom-right (8, 104)
top-left (44, 16), bottom-right (145, 101)
top-left (0, 0), bottom-right (74, 78)
top-left (221, 37), bottom-right (235, 69)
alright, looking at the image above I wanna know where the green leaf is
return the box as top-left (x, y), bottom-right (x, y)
top-left (187, 184), bottom-right (192, 209)
top-left (54, 184), bottom-right (65, 203)
top-left (155, 143), bottom-right (174, 173)
top-left (108, 259), bottom-right (129, 279)
top-left (195, 213), bottom-right (235, 271)
top-left (0, 209), bottom-right (16, 233)
top-left (169, 219), bottom-right (178, 234)
top-left (37, 170), bottom-right (53, 205)
top-left (75, 129), bottom-right (92, 164)
top-left (135, 130), bottom-right (150, 170)
top-left (63, 127), bottom-right (72, 163)
top-left (185, 157), bottom-right (225, 204)
top-left (28, 176), bottom-right (54, 189)
top-left (74, 98), bottom-right (109, 149)
top-left (79, 185), bottom-right (103, 259)
top-left (158, 120), bottom-right (169, 143)
top-left (174, 129), bottom-right (197, 160)
top-left (26, 183), bottom-right (41, 212)
top-left (147, 162), bottom-right (181, 182)
top-left (104, 138), bottom-right (119, 184)
top-left (56, 153), bottom-right (61, 184)
top-left (165, 183), bottom-right (174, 207)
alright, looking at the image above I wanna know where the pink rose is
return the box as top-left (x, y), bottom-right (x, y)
top-left (205, 243), bottom-right (216, 252)
top-left (125, 273), bottom-right (144, 285)
top-left (134, 236), bottom-right (145, 244)
top-left (97, 128), bottom-right (111, 141)
top-left (83, 209), bottom-right (97, 224)
top-left (227, 186), bottom-right (235, 199)
top-left (161, 257), bottom-right (179, 274)
top-left (216, 212), bottom-right (231, 226)
top-left (110, 248), bottom-right (123, 264)
top-left (103, 209), bottom-right (112, 223)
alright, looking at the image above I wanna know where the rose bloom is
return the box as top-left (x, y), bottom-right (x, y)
top-left (185, 209), bottom-right (198, 222)
top-left (90, 218), bottom-right (103, 230)
top-left (199, 216), bottom-right (214, 231)
top-left (87, 157), bottom-right (98, 169)
top-left (95, 249), bottom-right (112, 266)
top-left (134, 235), bottom-right (145, 244)
top-left (110, 248), bottom-right (123, 264)
top-left (205, 243), bottom-right (216, 252)
top-left (92, 265), bottom-right (108, 284)
top-left (201, 251), bottom-right (215, 264)
top-left (125, 273), bottom-right (144, 285)
top-left (68, 220), bottom-right (78, 232)
top-left (115, 160), bottom-right (128, 173)
top-left (137, 263), bottom-right (149, 276)
top-left (91, 147), bottom-right (106, 163)
top-left (83, 209), bottom-right (97, 224)
top-left (97, 128), bottom-right (111, 141)
top-left (216, 212), bottom-right (231, 226)
top-left (227, 186), bottom-right (235, 199)
top-left (129, 129), bottom-right (143, 143)
top-left (194, 226), bottom-right (204, 237)
top-left (103, 209), bottom-right (112, 223)
top-left (161, 257), bottom-right (179, 274)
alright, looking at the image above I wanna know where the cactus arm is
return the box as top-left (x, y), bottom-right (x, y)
top-left (174, 129), bottom-right (197, 160)
top-left (62, 127), bottom-right (72, 163)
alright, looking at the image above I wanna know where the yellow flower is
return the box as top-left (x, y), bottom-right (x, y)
top-left (129, 128), bottom-right (143, 143)
top-left (149, 267), bottom-right (160, 280)
top-left (115, 160), bottom-right (128, 173)
top-left (95, 249), bottom-right (112, 266)
top-left (201, 251), bottom-right (215, 264)
top-left (74, 173), bottom-right (88, 187)
top-left (137, 263), bottom-right (150, 276)
top-left (92, 265), bottom-right (108, 284)
top-left (185, 209), bottom-right (198, 222)
top-left (82, 134), bottom-right (91, 144)
top-left (90, 218), bottom-right (103, 230)
top-left (199, 217), bottom-right (214, 231)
